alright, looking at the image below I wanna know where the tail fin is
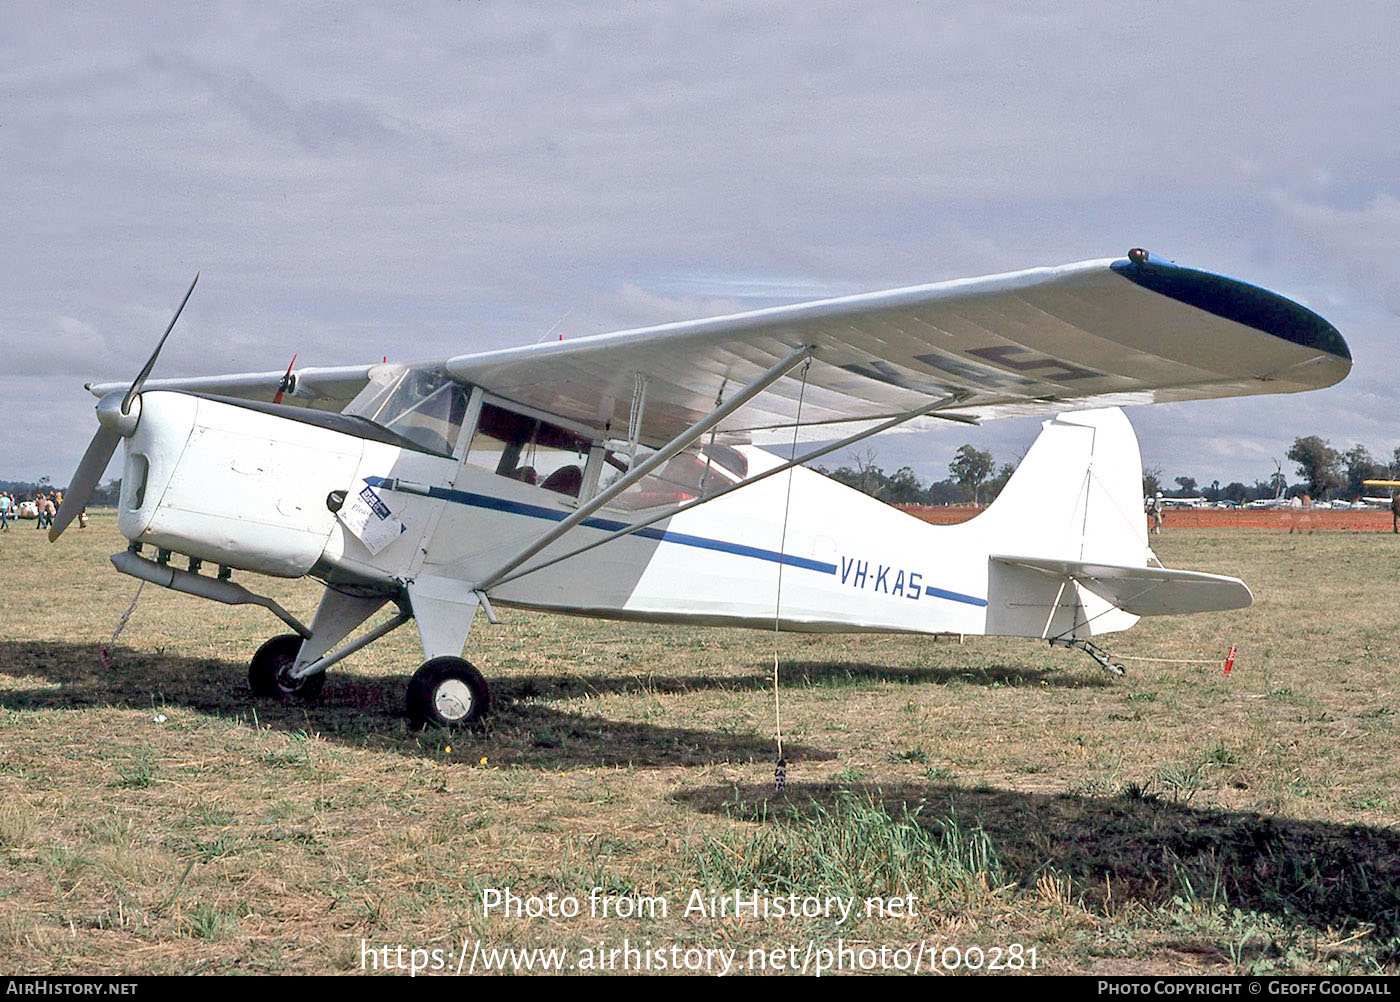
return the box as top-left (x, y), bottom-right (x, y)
top-left (972, 407), bottom-right (1150, 565)
top-left (959, 408), bottom-right (1249, 638)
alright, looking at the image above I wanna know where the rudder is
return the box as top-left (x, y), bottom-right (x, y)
top-left (962, 407), bottom-right (1151, 638)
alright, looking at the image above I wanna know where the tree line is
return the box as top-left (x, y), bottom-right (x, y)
top-left (816, 434), bottom-right (1400, 509)
top-left (0, 478), bottom-right (121, 505)
top-left (816, 444), bottom-right (1012, 506)
top-left (1145, 438), bottom-right (1400, 504)
top-left (1278, 437), bottom-right (1400, 501)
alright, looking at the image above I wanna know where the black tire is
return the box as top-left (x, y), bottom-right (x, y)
top-left (406, 657), bottom-right (491, 730)
top-left (248, 633), bottom-right (325, 702)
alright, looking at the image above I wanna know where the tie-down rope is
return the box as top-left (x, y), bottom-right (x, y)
top-left (772, 358), bottom-right (812, 791)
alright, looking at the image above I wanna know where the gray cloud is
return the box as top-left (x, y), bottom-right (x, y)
top-left (2, 2), bottom-right (1397, 488)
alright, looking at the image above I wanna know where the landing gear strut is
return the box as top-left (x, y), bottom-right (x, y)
top-left (1050, 637), bottom-right (1126, 677)
top-left (249, 633), bottom-right (326, 701)
top-left (406, 657), bottom-right (491, 730)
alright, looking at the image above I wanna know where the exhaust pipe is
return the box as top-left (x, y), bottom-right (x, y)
top-left (110, 549), bottom-right (311, 638)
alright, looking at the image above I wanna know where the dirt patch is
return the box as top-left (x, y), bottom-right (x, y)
top-left (899, 504), bottom-right (1397, 531)
top-left (900, 504), bottom-right (987, 524)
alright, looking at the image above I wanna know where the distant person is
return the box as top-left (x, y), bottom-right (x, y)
top-left (0, 491), bottom-right (10, 531)
top-left (1147, 491), bottom-right (1165, 535)
top-left (1391, 491), bottom-right (1399, 534)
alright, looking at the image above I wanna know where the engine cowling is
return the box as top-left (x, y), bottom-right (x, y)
top-left (118, 392), bottom-right (365, 577)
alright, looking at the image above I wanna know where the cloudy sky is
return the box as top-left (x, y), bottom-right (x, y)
top-left (3, 3), bottom-right (1397, 490)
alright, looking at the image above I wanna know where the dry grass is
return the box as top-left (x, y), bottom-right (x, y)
top-left (1, 512), bottom-right (1398, 974)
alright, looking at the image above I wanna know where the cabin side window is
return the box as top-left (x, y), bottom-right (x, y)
top-left (465, 402), bottom-right (590, 498)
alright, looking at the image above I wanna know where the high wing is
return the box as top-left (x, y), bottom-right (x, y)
top-left (87, 363), bottom-right (377, 413)
top-left (85, 252), bottom-right (1349, 442)
top-left (445, 252), bottom-right (1349, 445)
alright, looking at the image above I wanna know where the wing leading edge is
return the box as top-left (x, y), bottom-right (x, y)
top-left (87, 364), bottom-right (377, 413)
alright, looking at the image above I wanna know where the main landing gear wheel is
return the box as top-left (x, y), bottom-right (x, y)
top-left (248, 633), bottom-right (325, 702)
top-left (406, 657), bottom-right (491, 730)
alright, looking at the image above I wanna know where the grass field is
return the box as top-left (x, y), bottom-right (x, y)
top-left (2, 512), bottom-right (1399, 975)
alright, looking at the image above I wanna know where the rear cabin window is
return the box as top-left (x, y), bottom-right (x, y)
top-left (600, 442), bottom-right (749, 511)
top-left (466, 403), bottom-right (590, 498)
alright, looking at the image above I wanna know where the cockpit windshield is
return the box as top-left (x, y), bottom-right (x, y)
top-left (343, 366), bottom-right (469, 456)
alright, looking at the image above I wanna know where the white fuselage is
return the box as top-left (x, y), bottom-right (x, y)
top-left (118, 391), bottom-right (1150, 641)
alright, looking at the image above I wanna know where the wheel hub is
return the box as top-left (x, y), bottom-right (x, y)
top-left (275, 661), bottom-right (302, 694)
top-left (433, 679), bottom-right (475, 721)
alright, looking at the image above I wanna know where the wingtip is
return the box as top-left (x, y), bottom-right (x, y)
top-left (1110, 257), bottom-right (1350, 362)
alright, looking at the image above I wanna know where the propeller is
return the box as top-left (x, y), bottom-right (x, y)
top-left (49, 273), bottom-right (200, 542)
top-left (122, 273), bottom-right (198, 415)
top-left (272, 353), bottom-right (297, 404)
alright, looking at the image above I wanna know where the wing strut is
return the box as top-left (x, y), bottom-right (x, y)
top-left (483, 391), bottom-right (976, 590)
top-left (474, 344), bottom-right (816, 591)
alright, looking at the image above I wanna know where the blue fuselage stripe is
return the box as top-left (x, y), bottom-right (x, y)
top-left (367, 478), bottom-right (987, 606)
top-left (925, 586), bottom-right (988, 608)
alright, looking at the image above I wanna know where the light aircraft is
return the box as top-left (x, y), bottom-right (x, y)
top-left (1363, 480), bottom-right (1400, 517)
top-left (1159, 496), bottom-right (1209, 509)
top-left (51, 250), bottom-right (1350, 729)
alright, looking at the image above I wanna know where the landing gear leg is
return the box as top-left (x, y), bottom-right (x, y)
top-left (1050, 637), bottom-right (1126, 677)
top-left (402, 578), bottom-right (491, 729)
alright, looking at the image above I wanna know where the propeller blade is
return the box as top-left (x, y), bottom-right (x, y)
top-left (122, 272), bottom-right (199, 415)
top-left (49, 425), bottom-right (121, 541)
top-left (273, 353), bottom-right (298, 404)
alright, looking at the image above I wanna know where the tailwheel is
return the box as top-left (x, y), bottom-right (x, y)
top-left (1050, 637), bottom-right (1126, 679)
top-left (406, 657), bottom-right (491, 730)
top-left (248, 633), bottom-right (325, 702)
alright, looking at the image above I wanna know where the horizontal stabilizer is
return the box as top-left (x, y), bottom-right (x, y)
top-left (989, 555), bottom-right (1252, 616)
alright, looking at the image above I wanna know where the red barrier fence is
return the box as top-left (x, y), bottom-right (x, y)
top-left (897, 504), bottom-right (1397, 531)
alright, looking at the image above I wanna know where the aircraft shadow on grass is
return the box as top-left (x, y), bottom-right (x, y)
top-left (676, 781), bottom-right (1400, 943)
top-left (0, 640), bottom-right (837, 769)
top-left (501, 659), bottom-right (1109, 700)
top-left (0, 640), bottom-right (1095, 766)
